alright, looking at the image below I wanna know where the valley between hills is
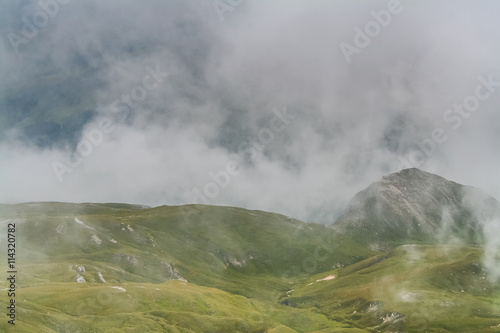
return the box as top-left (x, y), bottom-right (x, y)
top-left (1, 169), bottom-right (500, 332)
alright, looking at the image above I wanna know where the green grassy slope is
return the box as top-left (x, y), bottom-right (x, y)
top-left (0, 202), bottom-right (373, 332)
top-left (285, 245), bottom-right (500, 332)
top-left (1, 202), bottom-right (499, 332)
top-left (2, 280), bottom-right (368, 333)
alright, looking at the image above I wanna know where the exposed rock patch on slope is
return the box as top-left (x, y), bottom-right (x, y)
top-left (335, 168), bottom-right (500, 244)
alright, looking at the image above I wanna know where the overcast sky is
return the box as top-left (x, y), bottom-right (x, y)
top-left (1, 0), bottom-right (500, 223)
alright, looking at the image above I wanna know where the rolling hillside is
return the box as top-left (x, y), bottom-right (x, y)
top-left (0, 203), bottom-right (371, 332)
top-left (1, 169), bottom-right (499, 332)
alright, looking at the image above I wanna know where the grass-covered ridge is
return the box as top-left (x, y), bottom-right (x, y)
top-left (0, 202), bottom-right (372, 332)
top-left (0, 199), bottom-right (499, 332)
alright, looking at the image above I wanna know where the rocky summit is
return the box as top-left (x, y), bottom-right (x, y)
top-left (334, 168), bottom-right (500, 244)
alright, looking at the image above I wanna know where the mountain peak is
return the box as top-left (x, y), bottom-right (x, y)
top-left (381, 168), bottom-right (452, 185)
top-left (384, 167), bottom-right (437, 179)
top-left (335, 168), bottom-right (498, 244)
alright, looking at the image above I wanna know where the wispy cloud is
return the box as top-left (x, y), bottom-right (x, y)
top-left (1, 0), bottom-right (500, 223)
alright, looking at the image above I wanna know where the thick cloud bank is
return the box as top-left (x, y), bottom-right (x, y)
top-left (1, 0), bottom-right (500, 223)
